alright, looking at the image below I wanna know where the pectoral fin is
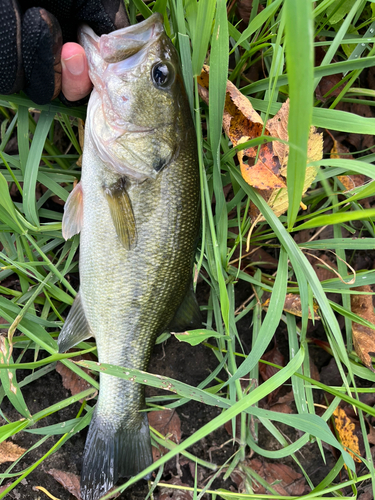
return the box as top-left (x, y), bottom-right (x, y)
top-left (168, 285), bottom-right (202, 332)
top-left (62, 181), bottom-right (83, 240)
top-left (58, 292), bottom-right (93, 353)
top-left (104, 179), bottom-right (137, 250)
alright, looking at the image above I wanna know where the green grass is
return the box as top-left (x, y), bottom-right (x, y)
top-left (1, 0), bottom-right (375, 498)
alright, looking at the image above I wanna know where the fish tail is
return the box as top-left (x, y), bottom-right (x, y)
top-left (80, 408), bottom-right (153, 500)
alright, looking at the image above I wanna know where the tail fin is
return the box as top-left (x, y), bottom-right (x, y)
top-left (80, 409), bottom-right (153, 500)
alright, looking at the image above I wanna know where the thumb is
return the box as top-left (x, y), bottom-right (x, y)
top-left (61, 42), bottom-right (92, 102)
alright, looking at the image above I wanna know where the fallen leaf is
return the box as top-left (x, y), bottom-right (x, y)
top-left (263, 101), bottom-right (323, 218)
top-left (198, 66), bottom-right (286, 192)
top-left (316, 73), bottom-right (345, 102)
top-left (240, 246), bottom-right (278, 270)
top-left (366, 418), bottom-right (375, 446)
top-left (47, 469), bottom-right (81, 499)
top-left (198, 67), bottom-right (323, 219)
top-left (224, 414), bottom-right (241, 439)
top-left (333, 407), bottom-right (361, 462)
top-left (0, 484), bottom-right (12, 494)
top-left (351, 286), bottom-right (375, 372)
top-left (329, 132), bottom-right (366, 192)
top-left (263, 294), bottom-right (320, 320)
top-left (269, 403), bottom-right (293, 414)
top-left (358, 484), bottom-right (374, 500)
top-left (259, 343), bottom-right (284, 403)
top-left (56, 353), bottom-right (97, 402)
top-left (346, 102), bottom-right (375, 154)
top-left (359, 392), bottom-right (375, 407)
top-left (243, 458), bottom-right (307, 495)
top-left (0, 441), bottom-right (26, 464)
top-left (274, 390), bottom-right (295, 405)
top-left (230, 469), bottom-right (246, 491)
top-left (155, 476), bottom-right (193, 500)
top-left (47, 468), bottom-right (121, 500)
top-left (311, 253), bottom-right (338, 283)
top-left (148, 409), bottom-right (181, 460)
top-left (309, 356), bottom-right (320, 382)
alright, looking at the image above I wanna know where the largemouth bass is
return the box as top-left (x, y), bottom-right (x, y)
top-left (58, 13), bottom-right (200, 500)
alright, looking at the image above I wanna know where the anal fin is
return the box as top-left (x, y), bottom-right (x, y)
top-left (168, 284), bottom-right (202, 332)
top-left (62, 181), bottom-right (83, 240)
top-left (104, 178), bottom-right (137, 250)
top-left (58, 292), bottom-right (93, 353)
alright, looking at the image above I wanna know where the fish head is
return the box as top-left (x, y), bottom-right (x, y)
top-left (80, 14), bottom-right (188, 181)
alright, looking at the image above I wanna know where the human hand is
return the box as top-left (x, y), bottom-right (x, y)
top-left (0, 0), bottom-right (129, 105)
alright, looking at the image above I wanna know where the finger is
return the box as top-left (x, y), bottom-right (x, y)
top-left (61, 42), bottom-right (92, 102)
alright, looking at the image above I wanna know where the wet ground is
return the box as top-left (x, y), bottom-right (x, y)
top-left (0, 283), bottom-right (343, 500)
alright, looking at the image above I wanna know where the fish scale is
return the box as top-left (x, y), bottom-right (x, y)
top-left (58, 13), bottom-right (200, 500)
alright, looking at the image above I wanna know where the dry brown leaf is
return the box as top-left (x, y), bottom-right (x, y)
top-left (241, 246), bottom-right (278, 269)
top-left (230, 469), bottom-right (246, 491)
top-left (358, 484), bottom-right (374, 500)
top-left (0, 483), bottom-right (12, 494)
top-left (47, 469), bottom-right (122, 500)
top-left (316, 73), bottom-right (345, 102)
top-left (0, 441), bottom-right (26, 464)
top-left (198, 66), bottom-right (286, 192)
top-left (333, 407), bottom-right (361, 462)
top-left (56, 353), bottom-right (97, 402)
top-left (224, 413), bottom-right (241, 439)
top-left (259, 344), bottom-right (284, 404)
top-left (264, 102), bottom-right (323, 218)
top-left (156, 476), bottom-right (193, 500)
top-left (263, 294), bottom-right (320, 320)
top-left (269, 403), bottom-right (293, 414)
top-left (47, 469), bottom-right (81, 499)
top-left (274, 390), bottom-right (295, 405)
top-left (311, 253), bottom-right (338, 283)
top-left (245, 458), bottom-right (307, 495)
top-left (198, 67), bottom-right (323, 219)
top-left (366, 418), bottom-right (375, 445)
top-left (148, 409), bottom-right (181, 460)
top-left (329, 134), bottom-right (366, 192)
top-left (351, 286), bottom-right (375, 372)
top-left (309, 356), bottom-right (320, 382)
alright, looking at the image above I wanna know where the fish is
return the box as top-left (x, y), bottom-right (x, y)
top-left (57, 13), bottom-right (200, 500)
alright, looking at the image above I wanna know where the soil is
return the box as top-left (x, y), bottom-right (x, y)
top-left (0, 280), bottom-right (352, 499)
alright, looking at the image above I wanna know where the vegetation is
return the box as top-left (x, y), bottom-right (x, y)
top-left (1, 0), bottom-right (375, 498)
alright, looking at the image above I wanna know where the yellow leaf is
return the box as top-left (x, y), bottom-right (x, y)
top-left (0, 441), bottom-right (26, 464)
top-left (333, 407), bottom-right (361, 463)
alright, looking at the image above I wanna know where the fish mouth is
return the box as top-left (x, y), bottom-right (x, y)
top-left (78, 13), bottom-right (164, 66)
top-left (98, 13), bottom-right (164, 63)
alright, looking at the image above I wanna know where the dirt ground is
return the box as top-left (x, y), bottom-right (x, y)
top-left (0, 278), bottom-right (349, 499)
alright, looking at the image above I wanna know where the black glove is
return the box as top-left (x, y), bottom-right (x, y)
top-left (0, 0), bottom-right (129, 105)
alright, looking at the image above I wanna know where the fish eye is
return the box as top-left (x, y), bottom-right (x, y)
top-left (151, 62), bottom-right (175, 89)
